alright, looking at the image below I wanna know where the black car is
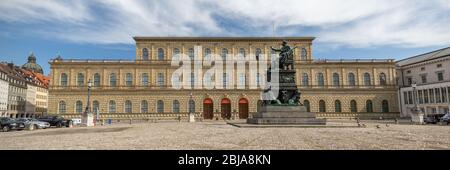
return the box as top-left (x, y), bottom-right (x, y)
top-left (0, 117), bottom-right (25, 132)
top-left (37, 116), bottom-right (73, 128)
top-left (424, 114), bottom-right (445, 124)
top-left (440, 113), bottom-right (450, 125)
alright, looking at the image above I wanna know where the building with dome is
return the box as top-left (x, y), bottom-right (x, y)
top-left (22, 53), bottom-right (44, 74)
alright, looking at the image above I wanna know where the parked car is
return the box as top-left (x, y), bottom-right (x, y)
top-left (424, 114), bottom-right (445, 124)
top-left (15, 118), bottom-right (51, 130)
top-left (0, 117), bottom-right (25, 132)
top-left (440, 113), bottom-right (450, 125)
top-left (37, 116), bottom-right (73, 128)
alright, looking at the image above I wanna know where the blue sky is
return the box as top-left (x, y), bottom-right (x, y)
top-left (1, 0), bottom-right (449, 75)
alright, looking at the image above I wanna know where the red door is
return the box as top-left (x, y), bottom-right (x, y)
top-left (221, 98), bottom-right (231, 120)
top-left (238, 98), bottom-right (249, 119)
top-left (203, 98), bottom-right (213, 119)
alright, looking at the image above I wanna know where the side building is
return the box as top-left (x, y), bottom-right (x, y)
top-left (0, 70), bottom-right (9, 117)
top-left (48, 37), bottom-right (399, 120)
top-left (0, 63), bottom-right (27, 118)
top-left (0, 60), bottom-right (49, 118)
top-left (396, 47), bottom-right (450, 117)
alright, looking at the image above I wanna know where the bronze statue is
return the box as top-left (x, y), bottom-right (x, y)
top-left (270, 40), bottom-right (297, 70)
top-left (261, 40), bottom-right (302, 106)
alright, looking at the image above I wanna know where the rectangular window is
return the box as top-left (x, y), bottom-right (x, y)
top-left (448, 87), bottom-right (450, 103)
top-left (437, 72), bottom-right (444, 81)
top-left (421, 67), bottom-right (425, 71)
top-left (157, 73), bottom-right (164, 87)
top-left (418, 90), bottom-right (423, 104)
top-left (424, 89), bottom-right (429, 104)
top-left (429, 89), bottom-right (435, 103)
top-left (435, 88), bottom-right (441, 103)
top-left (406, 70), bottom-right (411, 74)
top-left (408, 91), bottom-right (413, 104)
top-left (239, 73), bottom-right (245, 88)
top-left (437, 64), bottom-right (442, 68)
top-left (441, 87), bottom-right (447, 103)
top-left (223, 73), bottom-right (227, 89)
top-left (407, 77), bottom-right (412, 86)
top-left (190, 73), bottom-right (195, 89)
top-left (403, 92), bottom-right (408, 104)
top-left (421, 75), bottom-right (427, 84)
top-left (256, 73), bottom-right (260, 87)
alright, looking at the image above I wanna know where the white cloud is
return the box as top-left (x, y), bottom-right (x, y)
top-left (0, 0), bottom-right (449, 47)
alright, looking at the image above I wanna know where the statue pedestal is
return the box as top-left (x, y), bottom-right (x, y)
top-left (188, 112), bottom-right (195, 123)
top-left (82, 112), bottom-right (95, 127)
top-left (247, 105), bottom-right (326, 125)
top-left (410, 108), bottom-right (424, 124)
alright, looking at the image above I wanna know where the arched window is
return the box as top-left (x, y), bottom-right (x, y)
top-left (157, 100), bottom-right (164, 113)
top-left (173, 100), bottom-right (180, 113)
top-left (108, 100), bottom-right (116, 113)
top-left (303, 100), bottom-right (310, 112)
top-left (255, 48), bottom-right (262, 60)
top-left (364, 73), bottom-right (371, 86)
top-left (58, 101), bottom-right (66, 114)
top-left (317, 73), bottom-right (324, 87)
top-left (221, 48), bottom-right (228, 60)
top-left (348, 73), bottom-right (355, 86)
top-left (350, 100), bottom-right (357, 112)
top-left (75, 101), bottom-right (83, 114)
top-left (239, 48), bottom-right (246, 58)
top-left (141, 100), bottom-right (148, 113)
top-left (158, 48), bottom-right (164, 60)
top-left (125, 73), bottom-right (133, 87)
top-left (77, 73), bottom-right (84, 87)
top-left (110, 73), bottom-right (117, 87)
top-left (379, 73), bottom-right (387, 85)
top-left (319, 100), bottom-right (326, 112)
top-left (189, 100), bottom-right (195, 113)
top-left (60, 73), bottom-right (68, 86)
top-left (366, 100), bottom-right (373, 112)
top-left (382, 100), bottom-right (389, 113)
top-left (188, 48), bottom-right (194, 60)
top-left (125, 100), bottom-right (132, 113)
top-left (172, 48), bottom-right (180, 60)
top-left (333, 73), bottom-right (340, 87)
top-left (301, 48), bottom-right (307, 60)
top-left (142, 48), bottom-right (149, 60)
top-left (94, 73), bottom-right (100, 87)
top-left (302, 73), bottom-right (309, 86)
top-left (204, 48), bottom-right (211, 61)
top-left (157, 73), bottom-right (165, 87)
top-left (335, 100), bottom-right (342, 112)
top-left (93, 100), bottom-right (99, 112)
top-left (141, 73), bottom-right (149, 86)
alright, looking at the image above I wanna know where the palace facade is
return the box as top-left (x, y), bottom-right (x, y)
top-left (48, 37), bottom-right (399, 120)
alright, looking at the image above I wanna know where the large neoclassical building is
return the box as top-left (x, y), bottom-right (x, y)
top-left (48, 37), bottom-right (399, 120)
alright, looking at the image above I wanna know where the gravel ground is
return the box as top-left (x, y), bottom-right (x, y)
top-left (1, 120), bottom-right (449, 150)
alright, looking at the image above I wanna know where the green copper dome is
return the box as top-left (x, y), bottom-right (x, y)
top-left (22, 53), bottom-right (43, 74)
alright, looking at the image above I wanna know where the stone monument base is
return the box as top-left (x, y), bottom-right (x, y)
top-left (247, 105), bottom-right (326, 125)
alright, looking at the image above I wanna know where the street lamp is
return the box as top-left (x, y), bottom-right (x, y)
top-left (82, 79), bottom-right (94, 126)
top-left (188, 92), bottom-right (195, 122)
top-left (86, 79), bottom-right (92, 114)
top-left (411, 82), bottom-right (423, 124)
